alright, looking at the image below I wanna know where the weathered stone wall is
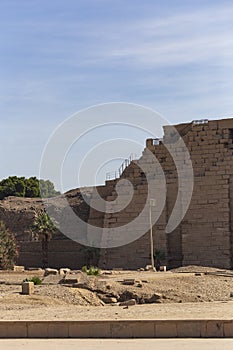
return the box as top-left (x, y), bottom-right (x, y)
top-left (17, 240), bottom-right (87, 269)
top-left (2, 118), bottom-right (233, 270)
top-left (0, 197), bottom-right (43, 241)
top-left (97, 118), bottom-right (233, 269)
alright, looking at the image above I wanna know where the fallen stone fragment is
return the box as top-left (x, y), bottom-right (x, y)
top-left (27, 267), bottom-right (43, 272)
top-left (22, 281), bottom-right (34, 295)
top-left (121, 279), bottom-right (135, 285)
top-left (145, 265), bottom-right (156, 271)
top-left (119, 299), bottom-right (136, 306)
top-left (59, 268), bottom-right (71, 275)
top-left (99, 295), bottom-right (118, 304)
top-left (61, 274), bottom-right (79, 284)
top-left (160, 266), bottom-right (167, 272)
top-left (72, 282), bottom-right (88, 289)
top-left (110, 302), bottom-right (120, 306)
top-left (13, 265), bottom-right (25, 272)
top-left (44, 268), bottom-right (59, 276)
top-left (145, 293), bottom-right (161, 303)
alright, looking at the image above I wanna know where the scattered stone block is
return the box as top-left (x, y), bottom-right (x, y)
top-left (145, 265), bottom-right (156, 271)
top-left (122, 279), bottom-right (135, 285)
top-left (13, 266), bottom-right (25, 272)
top-left (44, 268), bottom-right (59, 276)
top-left (145, 293), bottom-right (161, 303)
top-left (22, 281), bottom-right (34, 295)
top-left (59, 268), bottom-right (71, 275)
top-left (102, 271), bottom-right (113, 275)
top-left (61, 275), bottom-right (79, 284)
top-left (119, 299), bottom-right (136, 306)
top-left (160, 266), bottom-right (167, 272)
top-left (72, 282), bottom-right (88, 289)
top-left (99, 295), bottom-right (118, 304)
top-left (27, 268), bottom-right (43, 272)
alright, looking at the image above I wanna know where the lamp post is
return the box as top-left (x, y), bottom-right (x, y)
top-left (149, 198), bottom-right (156, 271)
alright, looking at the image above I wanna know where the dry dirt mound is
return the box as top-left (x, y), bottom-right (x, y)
top-left (171, 265), bottom-right (232, 273)
top-left (1, 267), bottom-right (233, 313)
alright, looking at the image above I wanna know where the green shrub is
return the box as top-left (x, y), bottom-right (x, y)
top-left (81, 265), bottom-right (88, 273)
top-left (23, 276), bottom-right (42, 285)
top-left (87, 266), bottom-right (101, 276)
top-left (81, 265), bottom-right (100, 276)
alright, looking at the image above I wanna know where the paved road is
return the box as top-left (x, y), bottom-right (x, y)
top-left (1, 339), bottom-right (233, 350)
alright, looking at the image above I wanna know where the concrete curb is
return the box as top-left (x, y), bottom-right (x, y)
top-left (0, 320), bottom-right (233, 338)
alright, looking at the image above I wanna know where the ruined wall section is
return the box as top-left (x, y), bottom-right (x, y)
top-left (95, 156), bottom-right (168, 269)
top-left (145, 119), bottom-right (233, 269)
top-left (3, 118), bottom-right (233, 270)
top-left (0, 197), bottom-right (43, 241)
top-left (97, 118), bottom-right (233, 270)
top-left (180, 119), bottom-right (233, 268)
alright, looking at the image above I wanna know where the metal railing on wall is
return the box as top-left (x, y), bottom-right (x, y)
top-left (106, 153), bottom-right (138, 181)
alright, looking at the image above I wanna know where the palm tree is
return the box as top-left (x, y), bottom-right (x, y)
top-left (31, 212), bottom-right (57, 268)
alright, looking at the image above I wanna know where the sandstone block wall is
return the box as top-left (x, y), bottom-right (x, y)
top-left (96, 118), bottom-right (233, 269)
top-left (17, 240), bottom-right (86, 269)
top-left (2, 118), bottom-right (233, 270)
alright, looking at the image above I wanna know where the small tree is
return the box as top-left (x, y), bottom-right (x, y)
top-left (0, 221), bottom-right (18, 270)
top-left (31, 212), bottom-right (57, 268)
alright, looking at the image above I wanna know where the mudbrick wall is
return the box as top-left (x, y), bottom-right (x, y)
top-left (1, 118), bottom-right (233, 269)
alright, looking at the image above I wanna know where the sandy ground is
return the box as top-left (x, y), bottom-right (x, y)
top-left (1, 339), bottom-right (233, 350)
top-left (1, 266), bottom-right (233, 320)
top-left (2, 339), bottom-right (233, 350)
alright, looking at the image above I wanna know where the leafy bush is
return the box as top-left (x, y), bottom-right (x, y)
top-left (0, 221), bottom-right (18, 270)
top-left (81, 265), bottom-right (100, 276)
top-left (23, 276), bottom-right (42, 285)
top-left (81, 265), bottom-right (88, 273)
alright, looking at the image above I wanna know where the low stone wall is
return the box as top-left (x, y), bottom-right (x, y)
top-left (17, 240), bottom-right (87, 269)
top-left (0, 319), bottom-right (233, 338)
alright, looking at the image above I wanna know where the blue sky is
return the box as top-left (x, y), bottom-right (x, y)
top-left (1, 0), bottom-right (233, 191)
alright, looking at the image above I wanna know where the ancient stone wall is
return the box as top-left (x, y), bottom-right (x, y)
top-left (2, 118), bottom-right (233, 270)
top-left (96, 118), bottom-right (233, 269)
top-left (17, 240), bottom-right (86, 269)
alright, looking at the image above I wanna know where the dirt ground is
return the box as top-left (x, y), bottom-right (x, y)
top-left (1, 265), bottom-right (233, 320)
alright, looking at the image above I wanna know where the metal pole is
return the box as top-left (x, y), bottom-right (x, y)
top-left (149, 200), bottom-right (155, 270)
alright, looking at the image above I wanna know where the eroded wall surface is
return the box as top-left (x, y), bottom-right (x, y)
top-left (2, 118), bottom-right (233, 269)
